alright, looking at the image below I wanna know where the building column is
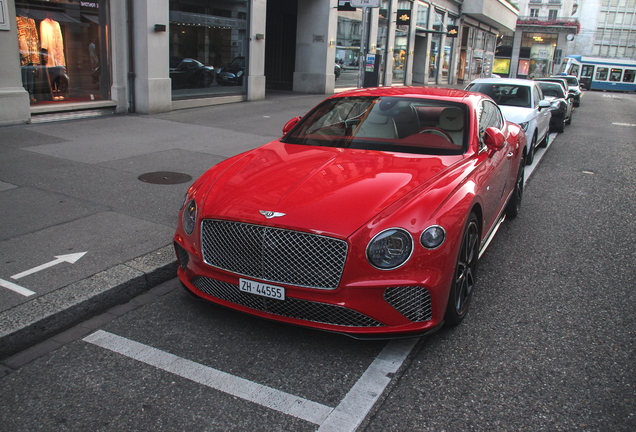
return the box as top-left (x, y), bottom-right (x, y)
top-left (247, 0), bottom-right (266, 101)
top-left (293, 0), bottom-right (337, 94)
top-left (0, 0), bottom-right (30, 126)
top-left (132, 0), bottom-right (171, 114)
top-left (404, 1), bottom-right (418, 85)
top-left (383, 0), bottom-right (398, 87)
top-left (510, 30), bottom-right (523, 78)
top-left (110, 1), bottom-right (129, 114)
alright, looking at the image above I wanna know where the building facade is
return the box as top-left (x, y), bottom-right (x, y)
top-left (494, 0), bottom-right (580, 78)
top-left (569, 0), bottom-right (636, 59)
top-left (0, 0), bottom-right (517, 127)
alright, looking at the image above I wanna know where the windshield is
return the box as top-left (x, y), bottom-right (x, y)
top-left (564, 76), bottom-right (578, 85)
top-left (538, 82), bottom-right (566, 98)
top-left (281, 97), bottom-right (468, 156)
top-left (467, 83), bottom-right (531, 108)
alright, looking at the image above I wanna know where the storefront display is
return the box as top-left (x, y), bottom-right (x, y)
top-left (15, 0), bottom-right (109, 105)
top-left (169, 0), bottom-right (248, 100)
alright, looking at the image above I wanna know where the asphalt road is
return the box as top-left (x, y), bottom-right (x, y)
top-left (1, 89), bottom-right (635, 431)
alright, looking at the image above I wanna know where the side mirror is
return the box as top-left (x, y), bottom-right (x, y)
top-left (538, 100), bottom-right (551, 110)
top-left (282, 116), bottom-right (301, 135)
top-left (483, 127), bottom-right (505, 150)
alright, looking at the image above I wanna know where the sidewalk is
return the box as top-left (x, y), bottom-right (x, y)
top-left (0, 85), bottom-right (463, 359)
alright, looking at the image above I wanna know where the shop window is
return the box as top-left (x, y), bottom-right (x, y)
top-left (169, 0), bottom-right (248, 99)
top-left (15, 0), bottom-right (109, 105)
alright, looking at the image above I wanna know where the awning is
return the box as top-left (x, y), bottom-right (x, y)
top-left (17, 8), bottom-right (87, 26)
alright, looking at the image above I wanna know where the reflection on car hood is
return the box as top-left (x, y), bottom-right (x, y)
top-left (499, 105), bottom-right (535, 123)
top-left (200, 141), bottom-right (463, 237)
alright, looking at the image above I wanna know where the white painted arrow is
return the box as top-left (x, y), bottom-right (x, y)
top-left (11, 252), bottom-right (87, 280)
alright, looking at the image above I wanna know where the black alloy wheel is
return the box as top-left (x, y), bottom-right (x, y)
top-left (444, 212), bottom-right (480, 327)
top-left (506, 158), bottom-right (525, 219)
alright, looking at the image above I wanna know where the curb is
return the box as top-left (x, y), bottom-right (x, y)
top-left (0, 244), bottom-right (178, 360)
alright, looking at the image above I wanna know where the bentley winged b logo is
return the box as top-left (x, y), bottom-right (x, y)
top-left (259, 210), bottom-right (286, 219)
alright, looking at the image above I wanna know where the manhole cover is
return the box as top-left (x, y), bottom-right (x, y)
top-left (138, 171), bottom-right (193, 185)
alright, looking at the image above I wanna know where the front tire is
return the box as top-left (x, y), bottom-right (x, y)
top-left (444, 213), bottom-right (480, 327)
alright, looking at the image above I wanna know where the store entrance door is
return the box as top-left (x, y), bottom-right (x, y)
top-left (265, 0), bottom-right (297, 90)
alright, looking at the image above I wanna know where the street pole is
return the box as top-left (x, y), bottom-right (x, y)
top-left (357, 6), bottom-right (369, 88)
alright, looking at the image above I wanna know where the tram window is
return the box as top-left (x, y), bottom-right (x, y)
top-left (623, 70), bottom-right (636, 83)
top-left (596, 67), bottom-right (609, 81)
top-left (609, 68), bottom-right (622, 81)
top-left (571, 64), bottom-right (580, 77)
top-left (582, 65), bottom-right (594, 78)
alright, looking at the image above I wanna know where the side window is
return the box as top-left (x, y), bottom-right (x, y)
top-left (610, 68), bottom-right (622, 82)
top-left (624, 70), bottom-right (636, 83)
top-left (596, 67), bottom-right (609, 81)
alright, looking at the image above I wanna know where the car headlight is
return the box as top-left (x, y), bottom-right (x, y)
top-left (367, 228), bottom-right (413, 270)
top-left (182, 199), bottom-right (197, 235)
top-left (420, 225), bottom-right (446, 249)
top-left (518, 121), bottom-right (529, 132)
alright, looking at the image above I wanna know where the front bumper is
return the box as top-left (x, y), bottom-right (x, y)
top-left (174, 240), bottom-right (448, 338)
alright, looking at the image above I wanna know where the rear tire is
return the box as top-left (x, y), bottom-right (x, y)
top-left (506, 158), bottom-right (525, 219)
top-left (444, 213), bottom-right (479, 327)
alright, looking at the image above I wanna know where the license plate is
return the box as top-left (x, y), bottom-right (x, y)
top-left (239, 278), bottom-right (285, 300)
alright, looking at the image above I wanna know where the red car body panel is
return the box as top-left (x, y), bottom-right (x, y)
top-left (174, 86), bottom-right (526, 338)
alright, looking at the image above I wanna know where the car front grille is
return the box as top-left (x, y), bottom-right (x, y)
top-left (200, 219), bottom-right (348, 290)
top-left (191, 277), bottom-right (384, 328)
top-left (384, 286), bottom-right (433, 322)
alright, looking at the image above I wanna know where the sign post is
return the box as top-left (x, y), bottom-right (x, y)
top-left (349, 0), bottom-right (381, 88)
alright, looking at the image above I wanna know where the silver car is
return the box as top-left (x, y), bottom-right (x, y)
top-left (465, 78), bottom-right (551, 165)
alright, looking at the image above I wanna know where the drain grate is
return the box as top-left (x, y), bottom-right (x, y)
top-left (138, 171), bottom-right (192, 185)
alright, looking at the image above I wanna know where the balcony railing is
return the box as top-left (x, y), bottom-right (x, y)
top-left (517, 16), bottom-right (580, 33)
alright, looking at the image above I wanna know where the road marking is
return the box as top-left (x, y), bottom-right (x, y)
top-left (84, 330), bottom-right (333, 425)
top-left (11, 252), bottom-right (87, 280)
top-left (318, 338), bottom-right (418, 431)
top-left (84, 330), bottom-right (418, 430)
top-left (612, 122), bottom-right (636, 127)
top-left (0, 278), bottom-right (36, 297)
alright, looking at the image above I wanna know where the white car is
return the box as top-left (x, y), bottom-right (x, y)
top-left (465, 78), bottom-right (551, 165)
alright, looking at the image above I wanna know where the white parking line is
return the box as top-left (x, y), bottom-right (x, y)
top-left (0, 278), bottom-right (36, 297)
top-left (83, 330), bottom-right (418, 430)
top-left (318, 338), bottom-right (418, 431)
top-left (84, 330), bottom-right (332, 425)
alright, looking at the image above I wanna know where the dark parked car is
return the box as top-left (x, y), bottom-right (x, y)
top-left (216, 57), bottom-right (245, 86)
top-left (170, 58), bottom-right (215, 89)
top-left (536, 81), bottom-right (573, 133)
top-left (553, 75), bottom-right (582, 107)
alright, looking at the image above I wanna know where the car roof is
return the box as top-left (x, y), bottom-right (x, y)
top-left (468, 78), bottom-right (536, 87)
top-left (332, 86), bottom-right (481, 105)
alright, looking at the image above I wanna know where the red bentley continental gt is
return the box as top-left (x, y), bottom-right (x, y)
top-left (173, 87), bottom-right (526, 338)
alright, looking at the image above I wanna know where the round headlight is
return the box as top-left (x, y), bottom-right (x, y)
top-left (182, 199), bottom-right (197, 235)
top-left (367, 228), bottom-right (413, 270)
top-left (420, 225), bottom-right (446, 249)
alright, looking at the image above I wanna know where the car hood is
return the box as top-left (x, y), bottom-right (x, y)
top-left (499, 105), bottom-right (534, 123)
top-left (199, 141), bottom-right (464, 238)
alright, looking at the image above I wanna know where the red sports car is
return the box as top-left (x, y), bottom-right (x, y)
top-left (173, 87), bottom-right (526, 338)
